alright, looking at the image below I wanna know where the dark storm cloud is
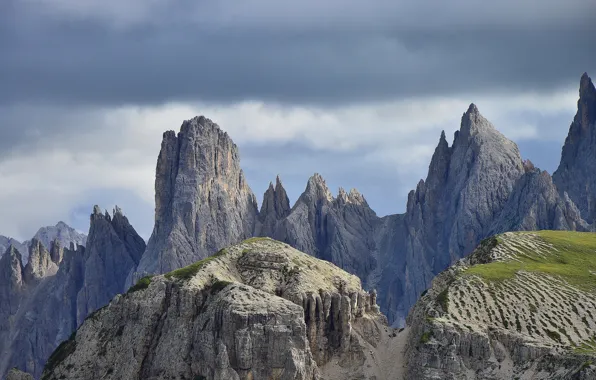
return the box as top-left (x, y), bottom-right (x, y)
top-left (1, 0), bottom-right (595, 107)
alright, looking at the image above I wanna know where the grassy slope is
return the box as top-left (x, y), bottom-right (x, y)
top-left (464, 231), bottom-right (596, 292)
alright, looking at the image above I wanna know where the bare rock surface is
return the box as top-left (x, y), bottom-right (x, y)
top-left (405, 231), bottom-right (596, 379)
top-left (133, 116), bottom-right (259, 280)
top-left (42, 238), bottom-right (389, 380)
top-left (0, 206), bottom-right (145, 380)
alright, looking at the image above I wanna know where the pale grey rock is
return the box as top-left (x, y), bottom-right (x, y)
top-left (270, 174), bottom-right (378, 285)
top-left (0, 237), bottom-right (27, 263)
top-left (489, 166), bottom-right (589, 234)
top-left (404, 232), bottom-right (596, 379)
top-left (127, 103), bottom-right (591, 327)
top-left (42, 238), bottom-right (387, 380)
top-left (23, 239), bottom-right (58, 285)
top-left (132, 116), bottom-right (259, 280)
top-left (30, 222), bottom-right (87, 256)
top-left (554, 73), bottom-right (596, 222)
top-left (0, 222), bottom-right (86, 265)
top-left (0, 206), bottom-right (145, 380)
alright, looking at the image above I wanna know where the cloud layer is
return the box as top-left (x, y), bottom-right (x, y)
top-left (2, 0), bottom-right (595, 106)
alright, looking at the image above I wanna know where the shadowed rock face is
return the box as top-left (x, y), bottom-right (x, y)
top-left (0, 206), bottom-right (145, 380)
top-left (553, 73), bottom-right (596, 223)
top-left (133, 116), bottom-right (259, 279)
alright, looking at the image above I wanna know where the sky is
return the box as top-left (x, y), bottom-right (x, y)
top-left (0, 0), bottom-right (595, 241)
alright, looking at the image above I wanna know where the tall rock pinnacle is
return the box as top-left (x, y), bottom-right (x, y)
top-left (133, 116), bottom-right (259, 277)
top-left (257, 175), bottom-right (291, 237)
top-left (553, 72), bottom-right (596, 222)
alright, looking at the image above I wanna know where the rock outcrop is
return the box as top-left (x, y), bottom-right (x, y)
top-left (0, 222), bottom-right (86, 265)
top-left (0, 237), bottom-right (27, 262)
top-left (554, 73), bottom-right (596, 223)
top-left (405, 231), bottom-right (596, 379)
top-left (133, 116), bottom-right (259, 279)
top-left (257, 175), bottom-right (291, 237)
top-left (23, 239), bottom-right (58, 285)
top-left (0, 206), bottom-right (145, 380)
top-left (42, 238), bottom-right (391, 380)
top-left (30, 222), bottom-right (87, 256)
top-left (269, 174), bottom-right (379, 284)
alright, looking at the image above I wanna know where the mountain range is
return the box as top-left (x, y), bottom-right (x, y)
top-left (1, 72), bottom-right (595, 379)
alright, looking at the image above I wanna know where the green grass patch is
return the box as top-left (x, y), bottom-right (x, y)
top-left (420, 330), bottom-right (433, 344)
top-left (127, 275), bottom-right (154, 294)
top-left (165, 248), bottom-right (228, 281)
top-left (210, 280), bottom-right (232, 294)
top-left (436, 288), bottom-right (449, 312)
top-left (464, 231), bottom-right (596, 292)
top-left (545, 329), bottom-right (562, 343)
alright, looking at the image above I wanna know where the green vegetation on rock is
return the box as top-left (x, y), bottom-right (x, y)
top-left (127, 275), bottom-right (154, 294)
top-left (42, 332), bottom-right (77, 380)
top-left (464, 231), bottom-right (596, 292)
top-left (165, 248), bottom-right (228, 281)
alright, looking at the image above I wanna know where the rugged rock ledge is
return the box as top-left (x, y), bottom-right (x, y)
top-left (405, 231), bottom-right (596, 379)
top-left (42, 238), bottom-right (392, 380)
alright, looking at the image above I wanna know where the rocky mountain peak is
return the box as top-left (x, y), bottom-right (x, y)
top-left (459, 103), bottom-right (496, 140)
top-left (0, 245), bottom-right (24, 286)
top-left (553, 72), bottom-right (596, 222)
top-left (133, 115), bottom-right (258, 277)
top-left (41, 238), bottom-right (389, 380)
top-left (578, 72), bottom-right (596, 128)
top-left (259, 175), bottom-right (290, 222)
top-left (303, 173), bottom-right (334, 203)
top-left (23, 238), bottom-right (57, 283)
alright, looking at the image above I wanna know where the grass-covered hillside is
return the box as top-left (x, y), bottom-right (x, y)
top-left (422, 231), bottom-right (596, 352)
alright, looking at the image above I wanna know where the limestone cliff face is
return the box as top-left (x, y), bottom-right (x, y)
top-left (554, 73), bottom-right (596, 223)
top-left (134, 116), bottom-right (259, 279)
top-left (405, 231), bottom-right (596, 379)
top-left (0, 206), bottom-right (145, 380)
top-left (42, 238), bottom-right (388, 380)
top-left (489, 165), bottom-right (589, 234)
top-left (76, 206), bottom-right (146, 325)
top-left (266, 174), bottom-right (379, 287)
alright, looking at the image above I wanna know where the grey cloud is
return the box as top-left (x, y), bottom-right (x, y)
top-left (1, 1), bottom-right (595, 107)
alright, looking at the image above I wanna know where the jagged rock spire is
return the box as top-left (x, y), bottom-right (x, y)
top-left (302, 173), bottom-right (334, 203)
top-left (23, 238), bottom-right (57, 284)
top-left (133, 116), bottom-right (258, 277)
top-left (553, 72), bottom-right (596, 222)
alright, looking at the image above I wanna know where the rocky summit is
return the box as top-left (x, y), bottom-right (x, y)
top-left (41, 238), bottom-right (400, 380)
top-left (554, 73), bottom-right (596, 223)
top-left (405, 231), bottom-right (596, 379)
top-left (124, 74), bottom-right (594, 329)
top-left (132, 116), bottom-right (259, 281)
